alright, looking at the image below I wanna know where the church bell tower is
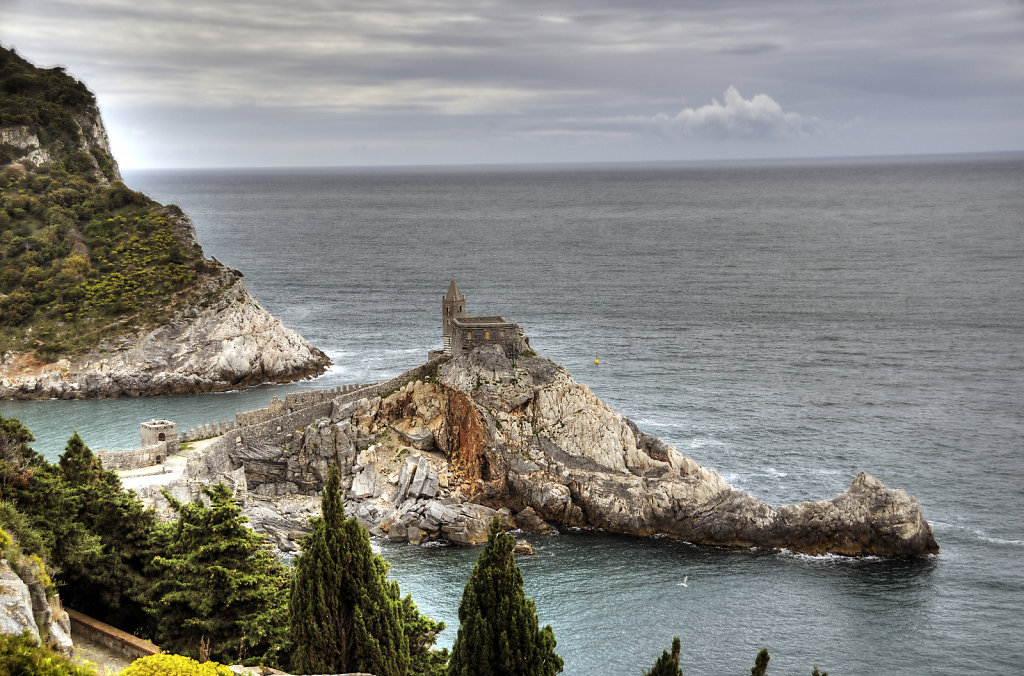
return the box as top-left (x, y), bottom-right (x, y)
top-left (442, 278), bottom-right (466, 353)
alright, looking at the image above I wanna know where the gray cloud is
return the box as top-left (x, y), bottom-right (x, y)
top-left (720, 43), bottom-right (783, 55)
top-left (2, 0), bottom-right (1022, 166)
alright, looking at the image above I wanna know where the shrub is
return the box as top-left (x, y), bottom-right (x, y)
top-left (0, 632), bottom-right (98, 676)
top-left (117, 654), bottom-right (234, 676)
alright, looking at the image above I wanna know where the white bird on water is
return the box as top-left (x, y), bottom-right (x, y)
top-left (678, 576), bottom-right (688, 587)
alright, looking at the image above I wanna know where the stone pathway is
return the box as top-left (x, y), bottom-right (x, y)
top-left (70, 634), bottom-right (135, 674)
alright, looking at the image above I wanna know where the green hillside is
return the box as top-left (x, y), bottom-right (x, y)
top-left (0, 46), bottom-right (226, 361)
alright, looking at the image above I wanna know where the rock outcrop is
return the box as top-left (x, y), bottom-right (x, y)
top-left (0, 271), bottom-right (329, 399)
top-left (0, 557), bottom-right (73, 655)
top-left (0, 111), bottom-right (120, 183)
top-left (141, 345), bottom-right (937, 558)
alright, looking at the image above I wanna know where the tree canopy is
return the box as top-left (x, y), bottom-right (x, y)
top-left (644, 636), bottom-right (684, 676)
top-left (149, 483), bottom-right (291, 668)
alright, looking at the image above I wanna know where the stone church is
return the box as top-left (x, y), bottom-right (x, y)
top-left (441, 279), bottom-right (529, 359)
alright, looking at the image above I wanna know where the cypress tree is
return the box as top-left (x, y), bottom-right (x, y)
top-left (751, 648), bottom-right (770, 676)
top-left (447, 516), bottom-right (563, 676)
top-left (290, 465), bottom-right (410, 676)
top-left (643, 636), bottom-right (683, 676)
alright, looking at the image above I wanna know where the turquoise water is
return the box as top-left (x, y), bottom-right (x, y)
top-left (3, 155), bottom-right (1023, 673)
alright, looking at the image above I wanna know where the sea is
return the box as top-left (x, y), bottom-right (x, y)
top-left (2, 154), bottom-right (1022, 674)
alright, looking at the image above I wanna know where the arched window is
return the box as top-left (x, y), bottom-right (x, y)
top-left (158, 432), bottom-right (166, 441)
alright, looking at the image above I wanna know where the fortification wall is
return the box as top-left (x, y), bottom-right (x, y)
top-left (98, 443), bottom-right (166, 471)
top-left (226, 357), bottom-right (447, 448)
top-left (180, 419), bottom-right (237, 443)
top-left (237, 401), bottom-right (336, 446)
top-left (113, 358), bottom-right (450, 485)
top-left (231, 384), bottom-right (366, 430)
top-left (350, 355), bottom-right (448, 402)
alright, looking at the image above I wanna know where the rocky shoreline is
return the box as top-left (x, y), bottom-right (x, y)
top-left (0, 272), bottom-right (330, 400)
top-left (125, 345), bottom-right (938, 559)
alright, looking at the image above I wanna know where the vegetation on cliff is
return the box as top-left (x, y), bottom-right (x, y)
top-left (0, 45), bottom-right (232, 362)
top-left (447, 516), bottom-right (563, 676)
top-left (0, 47), bottom-right (113, 174)
top-left (0, 159), bottom-right (225, 360)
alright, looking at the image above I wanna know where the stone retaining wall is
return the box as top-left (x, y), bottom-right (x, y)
top-left (67, 608), bottom-right (161, 661)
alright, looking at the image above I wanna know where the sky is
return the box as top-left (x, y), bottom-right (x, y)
top-left (1, 0), bottom-right (1023, 169)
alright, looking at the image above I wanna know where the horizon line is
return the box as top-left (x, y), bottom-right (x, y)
top-left (118, 149), bottom-right (1024, 173)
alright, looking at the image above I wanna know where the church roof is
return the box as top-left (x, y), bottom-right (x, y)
top-left (452, 315), bottom-right (516, 328)
top-left (445, 278), bottom-right (465, 301)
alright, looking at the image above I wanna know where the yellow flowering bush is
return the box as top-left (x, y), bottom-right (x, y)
top-left (117, 654), bottom-right (234, 676)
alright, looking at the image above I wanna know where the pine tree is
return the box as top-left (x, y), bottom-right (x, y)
top-left (290, 465), bottom-right (410, 676)
top-left (0, 413), bottom-right (41, 498)
top-left (447, 516), bottom-right (563, 676)
top-left (57, 432), bottom-right (159, 632)
top-left (150, 483), bottom-right (291, 667)
top-left (751, 648), bottom-right (770, 676)
top-left (643, 636), bottom-right (683, 676)
top-left (58, 432), bottom-right (102, 485)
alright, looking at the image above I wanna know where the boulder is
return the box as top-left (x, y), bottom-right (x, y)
top-left (514, 539), bottom-right (535, 555)
top-left (515, 507), bottom-right (558, 535)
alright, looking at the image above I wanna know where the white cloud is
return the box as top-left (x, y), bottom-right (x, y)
top-left (652, 86), bottom-right (822, 140)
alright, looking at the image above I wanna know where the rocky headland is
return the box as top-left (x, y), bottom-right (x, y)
top-left (131, 344), bottom-right (938, 559)
top-left (0, 46), bottom-right (329, 398)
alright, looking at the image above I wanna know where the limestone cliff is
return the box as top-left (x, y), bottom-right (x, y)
top-left (0, 46), bottom-right (330, 397)
top-left (372, 346), bottom-right (938, 557)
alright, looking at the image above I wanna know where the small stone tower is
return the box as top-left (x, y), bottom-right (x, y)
top-left (140, 419), bottom-right (179, 457)
top-left (442, 278), bottom-right (466, 354)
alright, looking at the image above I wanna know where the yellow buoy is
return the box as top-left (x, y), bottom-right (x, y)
top-left (594, 352), bottom-right (599, 365)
